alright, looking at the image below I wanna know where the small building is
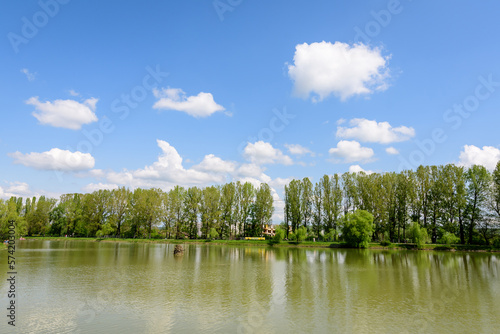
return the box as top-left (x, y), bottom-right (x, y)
top-left (262, 224), bottom-right (276, 237)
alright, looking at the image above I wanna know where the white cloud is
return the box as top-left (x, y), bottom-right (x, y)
top-left (269, 177), bottom-right (293, 189)
top-left (21, 68), bottom-right (36, 81)
top-left (9, 148), bottom-right (95, 171)
top-left (82, 183), bottom-right (119, 193)
top-left (243, 141), bottom-right (293, 165)
top-left (329, 140), bottom-right (374, 163)
top-left (385, 147), bottom-right (400, 155)
top-left (235, 163), bottom-right (271, 184)
top-left (153, 87), bottom-right (225, 118)
top-left (27, 97), bottom-right (98, 130)
top-left (69, 90), bottom-right (80, 97)
top-left (348, 165), bottom-right (374, 174)
top-left (287, 41), bottom-right (390, 101)
top-left (0, 182), bottom-right (61, 200)
top-left (285, 144), bottom-right (314, 156)
top-left (458, 145), bottom-right (500, 170)
top-left (105, 140), bottom-right (228, 188)
top-left (192, 154), bottom-right (236, 174)
top-left (0, 182), bottom-right (31, 197)
top-left (337, 118), bottom-right (415, 144)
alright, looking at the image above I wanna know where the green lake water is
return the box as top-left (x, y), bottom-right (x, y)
top-left (1, 240), bottom-right (499, 333)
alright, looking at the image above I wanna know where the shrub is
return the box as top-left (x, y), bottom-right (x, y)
top-left (341, 210), bottom-right (374, 248)
top-left (296, 226), bottom-right (307, 243)
top-left (409, 222), bottom-right (429, 249)
top-left (269, 228), bottom-right (286, 245)
top-left (380, 241), bottom-right (391, 247)
top-left (439, 232), bottom-right (460, 245)
top-left (324, 229), bottom-right (337, 242)
top-left (209, 228), bottom-right (219, 240)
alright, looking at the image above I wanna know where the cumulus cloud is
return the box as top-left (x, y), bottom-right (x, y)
top-left (285, 144), bottom-right (314, 156)
top-left (385, 147), bottom-right (400, 155)
top-left (21, 68), bottom-right (36, 81)
top-left (153, 87), bottom-right (225, 118)
top-left (192, 154), bottom-right (236, 174)
top-left (348, 165), bottom-right (374, 174)
top-left (243, 141), bottom-right (293, 165)
top-left (105, 140), bottom-right (229, 188)
top-left (82, 183), bottom-right (119, 193)
top-left (287, 41), bottom-right (390, 101)
top-left (235, 163), bottom-right (271, 185)
top-left (27, 97), bottom-right (98, 130)
top-left (9, 148), bottom-right (95, 171)
top-left (329, 140), bottom-right (374, 163)
top-left (337, 118), bottom-right (415, 144)
top-left (0, 182), bottom-right (60, 199)
top-left (458, 145), bottom-right (500, 170)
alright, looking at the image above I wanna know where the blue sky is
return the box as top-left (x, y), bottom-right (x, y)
top-left (2, 0), bottom-right (500, 221)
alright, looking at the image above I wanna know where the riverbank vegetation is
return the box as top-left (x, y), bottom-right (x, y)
top-left (1, 162), bottom-right (499, 249)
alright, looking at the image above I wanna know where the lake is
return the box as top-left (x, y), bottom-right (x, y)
top-left (1, 240), bottom-right (499, 333)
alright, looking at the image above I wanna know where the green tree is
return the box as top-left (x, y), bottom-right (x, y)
top-left (220, 182), bottom-right (236, 239)
top-left (439, 231), bottom-right (459, 245)
top-left (272, 227), bottom-right (286, 244)
top-left (342, 210), bottom-right (374, 248)
top-left (184, 186), bottom-right (201, 239)
top-left (169, 186), bottom-right (186, 239)
top-left (312, 181), bottom-right (322, 240)
top-left (236, 181), bottom-right (255, 237)
top-left (301, 177), bottom-right (313, 228)
top-left (82, 190), bottom-right (112, 237)
top-left (109, 187), bottom-right (131, 238)
top-left (0, 197), bottom-right (27, 238)
top-left (294, 226), bottom-right (307, 244)
top-left (26, 196), bottom-right (56, 236)
top-left (465, 165), bottom-right (491, 244)
top-left (129, 188), bottom-right (163, 238)
top-left (489, 161), bottom-right (500, 220)
top-left (200, 186), bottom-right (220, 238)
top-left (408, 221), bottom-right (429, 249)
top-left (209, 227), bottom-right (219, 240)
top-left (254, 183), bottom-right (274, 235)
top-left (286, 180), bottom-right (302, 233)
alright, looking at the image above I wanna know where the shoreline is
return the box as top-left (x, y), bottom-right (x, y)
top-left (20, 237), bottom-right (500, 252)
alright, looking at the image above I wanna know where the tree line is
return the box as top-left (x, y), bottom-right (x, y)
top-left (283, 162), bottom-right (500, 245)
top-left (1, 161), bottom-right (499, 245)
top-left (0, 182), bottom-right (274, 239)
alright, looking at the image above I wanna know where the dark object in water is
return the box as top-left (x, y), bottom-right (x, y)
top-left (174, 244), bottom-right (184, 256)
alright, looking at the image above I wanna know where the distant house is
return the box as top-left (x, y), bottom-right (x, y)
top-left (262, 224), bottom-right (275, 237)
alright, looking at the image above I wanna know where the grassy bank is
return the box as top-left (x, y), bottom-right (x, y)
top-left (23, 237), bottom-right (500, 252)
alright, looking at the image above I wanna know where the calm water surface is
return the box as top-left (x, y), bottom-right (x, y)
top-left (1, 240), bottom-right (499, 333)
